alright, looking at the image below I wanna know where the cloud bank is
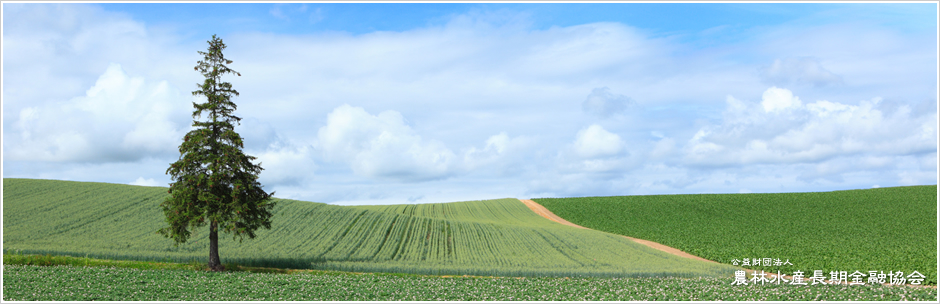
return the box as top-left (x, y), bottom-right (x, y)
top-left (317, 104), bottom-right (459, 182)
top-left (2, 3), bottom-right (935, 204)
top-left (684, 87), bottom-right (936, 182)
top-left (7, 63), bottom-right (189, 163)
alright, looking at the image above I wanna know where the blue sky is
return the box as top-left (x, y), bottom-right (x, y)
top-left (94, 3), bottom-right (936, 36)
top-left (2, 2), bottom-right (938, 205)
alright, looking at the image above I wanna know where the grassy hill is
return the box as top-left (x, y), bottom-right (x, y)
top-left (534, 186), bottom-right (938, 285)
top-left (2, 178), bottom-right (738, 278)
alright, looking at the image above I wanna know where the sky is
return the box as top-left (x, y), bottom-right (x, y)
top-left (2, 1), bottom-right (938, 205)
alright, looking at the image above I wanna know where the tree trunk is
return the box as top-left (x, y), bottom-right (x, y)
top-left (208, 220), bottom-right (224, 271)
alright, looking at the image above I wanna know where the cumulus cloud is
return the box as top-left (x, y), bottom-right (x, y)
top-left (236, 118), bottom-right (318, 188)
top-left (313, 104), bottom-right (531, 183)
top-left (130, 177), bottom-right (162, 187)
top-left (316, 104), bottom-right (459, 182)
top-left (549, 124), bottom-right (634, 177)
top-left (759, 57), bottom-right (844, 87)
top-left (760, 86), bottom-right (803, 113)
top-left (462, 132), bottom-right (530, 172)
top-left (684, 87), bottom-right (938, 174)
top-left (2, 3), bottom-right (194, 122)
top-left (4, 4), bottom-right (936, 202)
top-left (252, 142), bottom-right (316, 187)
top-left (573, 124), bottom-right (625, 159)
top-left (5, 63), bottom-right (189, 162)
top-left (582, 87), bottom-right (635, 118)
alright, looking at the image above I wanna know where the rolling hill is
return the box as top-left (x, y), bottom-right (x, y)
top-left (535, 186), bottom-right (938, 285)
top-left (2, 178), bottom-right (738, 278)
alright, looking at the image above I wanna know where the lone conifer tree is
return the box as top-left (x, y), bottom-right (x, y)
top-left (160, 34), bottom-right (275, 271)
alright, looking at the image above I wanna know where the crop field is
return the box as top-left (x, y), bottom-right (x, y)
top-left (534, 186), bottom-right (938, 285)
top-left (2, 178), bottom-right (737, 278)
top-left (3, 264), bottom-right (936, 301)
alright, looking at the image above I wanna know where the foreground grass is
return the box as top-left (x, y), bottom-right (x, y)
top-left (2, 253), bottom-right (336, 275)
top-left (4, 264), bottom-right (936, 301)
top-left (3, 253), bottom-right (206, 271)
top-left (535, 185), bottom-right (938, 285)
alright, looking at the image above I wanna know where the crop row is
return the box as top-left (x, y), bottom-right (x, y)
top-left (2, 178), bottom-right (738, 278)
top-left (534, 185), bottom-right (938, 285)
top-left (4, 264), bottom-right (936, 301)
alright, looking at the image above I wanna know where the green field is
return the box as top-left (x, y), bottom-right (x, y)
top-left (534, 186), bottom-right (938, 285)
top-left (2, 178), bottom-right (737, 278)
top-left (4, 264), bottom-right (936, 301)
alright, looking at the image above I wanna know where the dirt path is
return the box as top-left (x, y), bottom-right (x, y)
top-left (518, 198), bottom-right (936, 288)
top-left (519, 198), bottom-right (799, 281)
top-left (518, 199), bottom-right (717, 264)
top-left (518, 198), bottom-right (591, 229)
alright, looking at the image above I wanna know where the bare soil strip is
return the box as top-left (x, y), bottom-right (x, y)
top-left (518, 199), bottom-right (716, 264)
top-left (519, 198), bottom-right (811, 281)
top-left (518, 198), bottom-right (936, 288)
top-left (518, 198), bottom-right (591, 229)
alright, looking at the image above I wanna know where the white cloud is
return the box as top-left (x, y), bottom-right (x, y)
top-left (313, 105), bottom-right (532, 183)
top-left (573, 124), bottom-right (625, 159)
top-left (582, 87), bottom-right (635, 118)
top-left (225, 19), bottom-right (681, 129)
top-left (1, 3), bottom-right (195, 120)
top-left (760, 86), bottom-right (803, 113)
top-left (759, 57), bottom-right (844, 87)
top-left (684, 87), bottom-right (938, 168)
top-left (463, 132), bottom-right (527, 171)
top-left (3, 4), bottom-right (935, 203)
top-left (548, 124), bottom-right (634, 177)
top-left (253, 143), bottom-right (316, 187)
top-left (130, 177), bottom-right (162, 187)
top-left (316, 104), bottom-right (459, 182)
top-left (5, 63), bottom-right (189, 162)
top-left (750, 21), bottom-right (935, 105)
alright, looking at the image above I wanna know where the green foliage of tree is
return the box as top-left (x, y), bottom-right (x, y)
top-left (159, 35), bottom-right (275, 271)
